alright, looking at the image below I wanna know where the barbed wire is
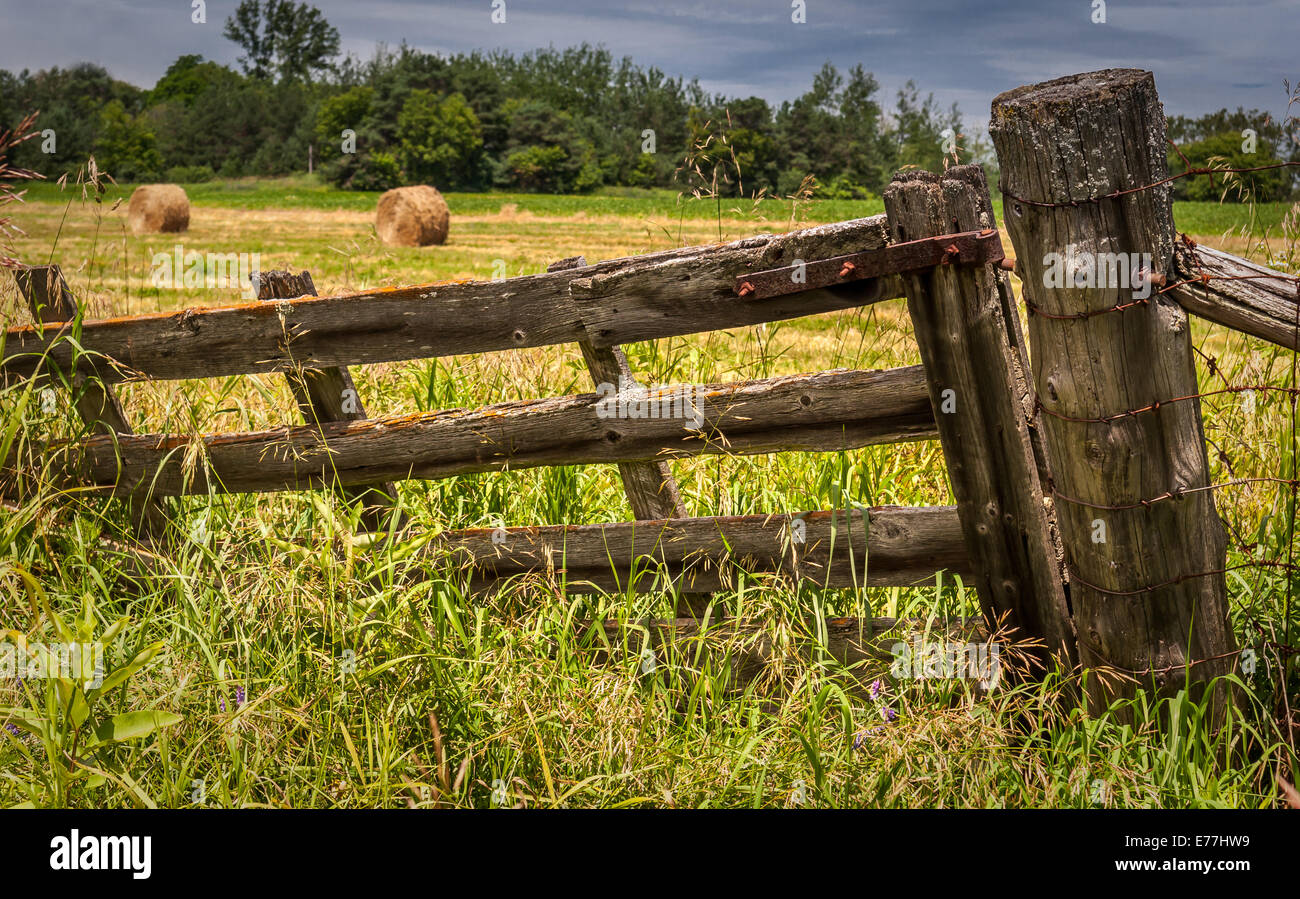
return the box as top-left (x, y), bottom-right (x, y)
top-left (998, 139), bottom-right (1300, 210)
top-left (1000, 134), bottom-right (1300, 671)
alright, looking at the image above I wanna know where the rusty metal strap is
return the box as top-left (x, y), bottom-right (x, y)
top-left (734, 229), bottom-right (1005, 301)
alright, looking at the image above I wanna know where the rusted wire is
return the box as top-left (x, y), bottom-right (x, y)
top-left (998, 142), bottom-right (1300, 209)
top-left (1035, 384), bottom-right (1300, 425)
top-left (1004, 140), bottom-right (1300, 610)
top-left (1073, 627), bottom-right (1245, 674)
top-left (1067, 560), bottom-right (1300, 598)
top-left (1021, 294), bottom-right (1152, 320)
top-left (1048, 477), bottom-right (1299, 513)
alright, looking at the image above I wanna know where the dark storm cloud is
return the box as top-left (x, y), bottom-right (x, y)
top-left (1, 0), bottom-right (1295, 126)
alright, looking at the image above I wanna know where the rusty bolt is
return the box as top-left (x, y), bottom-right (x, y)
top-left (737, 281), bottom-right (756, 297)
top-left (838, 261), bottom-right (857, 279)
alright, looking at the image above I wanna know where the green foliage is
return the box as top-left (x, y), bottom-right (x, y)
top-left (1167, 107), bottom-right (1298, 202)
top-left (396, 90), bottom-right (483, 188)
top-left (314, 85), bottom-right (373, 147)
top-left (5, 21), bottom-right (1292, 202)
top-left (223, 0), bottom-right (340, 82)
top-left (1, 569), bottom-right (180, 807)
top-left (150, 55), bottom-right (231, 107)
top-left (347, 151), bottom-right (402, 191)
top-left (813, 175), bottom-right (877, 201)
top-left (1171, 132), bottom-right (1293, 202)
top-left (164, 164), bottom-right (214, 183)
top-left (498, 99), bottom-right (600, 193)
top-left (95, 100), bottom-right (162, 182)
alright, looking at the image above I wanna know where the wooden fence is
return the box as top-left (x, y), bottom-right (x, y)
top-left (4, 68), bottom-right (1294, 708)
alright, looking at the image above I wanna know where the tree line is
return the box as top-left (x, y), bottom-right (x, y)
top-left (0, 0), bottom-right (1293, 202)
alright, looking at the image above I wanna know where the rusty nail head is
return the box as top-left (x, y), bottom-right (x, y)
top-left (737, 281), bottom-right (756, 297)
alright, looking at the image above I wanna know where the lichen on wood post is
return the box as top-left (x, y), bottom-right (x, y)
top-left (990, 69), bottom-right (1237, 712)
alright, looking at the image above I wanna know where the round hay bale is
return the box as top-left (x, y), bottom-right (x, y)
top-left (376, 185), bottom-right (449, 247)
top-left (128, 184), bottom-right (190, 234)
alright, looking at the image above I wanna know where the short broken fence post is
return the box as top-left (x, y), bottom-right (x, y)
top-left (13, 264), bottom-right (168, 539)
top-left (255, 269), bottom-right (403, 534)
top-left (550, 254), bottom-right (714, 617)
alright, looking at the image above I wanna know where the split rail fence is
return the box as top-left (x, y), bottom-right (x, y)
top-left (5, 69), bottom-right (1297, 707)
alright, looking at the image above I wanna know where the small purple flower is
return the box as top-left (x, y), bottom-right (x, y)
top-left (880, 707), bottom-right (897, 723)
top-left (853, 726), bottom-right (884, 749)
top-left (235, 686), bottom-right (246, 707)
top-left (869, 679), bottom-right (884, 701)
top-left (5, 722), bottom-right (20, 736)
top-left (219, 698), bottom-right (226, 713)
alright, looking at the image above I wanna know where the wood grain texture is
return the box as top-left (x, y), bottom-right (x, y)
top-left (1168, 242), bottom-right (1300, 349)
top-left (432, 506), bottom-right (971, 593)
top-left (62, 366), bottom-right (938, 496)
top-left (550, 254), bottom-right (711, 616)
top-left (991, 69), bottom-right (1236, 708)
top-left (570, 216), bottom-right (905, 347)
top-left (256, 269), bottom-right (402, 532)
top-left (2, 217), bottom-right (905, 385)
top-left (883, 166), bottom-right (1075, 671)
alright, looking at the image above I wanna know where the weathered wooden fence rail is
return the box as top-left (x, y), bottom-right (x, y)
top-left (3, 217), bottom-right (903, 385)
top-left (437, 506), bottom-right (969, 595)
top-left (5, 67), bottom-right (1295, 708)
top-left (62, 366), bottom-right (934, 496)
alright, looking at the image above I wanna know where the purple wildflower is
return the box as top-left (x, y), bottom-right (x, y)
top-left (235, 686), bottom-right (246, 707)
top-left (852, 726), bottom-right (885, 749)
top-left (219, 698), bottom-right (226, 713)
top-left (868, 679), bottom-right (884, 701)
top-left (4, 723), bottom-right (20, 736)
top-left (880, 706), bottom-right (897, 723)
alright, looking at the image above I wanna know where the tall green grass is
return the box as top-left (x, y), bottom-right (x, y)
top-left (0, 176), bottom-right (1296, 809)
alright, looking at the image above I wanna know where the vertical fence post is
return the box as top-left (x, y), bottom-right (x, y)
top-left (13, 264), bottom-right (167, 538)
top-left (991, 69), bottom-right (1237, 711)
top-left (883, 166), bottom-right (1076, 672)
top-left (549, 255), bottom-right (713, 617)
top-left (255, 269), bottom-right (402, 534)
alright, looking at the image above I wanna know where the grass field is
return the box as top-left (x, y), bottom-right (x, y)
top-left (1, 175), bottom-right (1297, 808)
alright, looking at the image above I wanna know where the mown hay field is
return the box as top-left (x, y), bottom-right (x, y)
top-left (1, 177), bottom-right (1296, 808)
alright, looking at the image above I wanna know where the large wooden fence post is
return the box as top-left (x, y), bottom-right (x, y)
top-left (991, 69), bottom-right (1237, 711)
top-left (883, 166), bottom-right (1076, 672)
top-left (13, 264), bottom-right (167, 538)
top-left (255, 270), bottom-right (402, 533)
top-left (549, 255), bottom-right (712, 617)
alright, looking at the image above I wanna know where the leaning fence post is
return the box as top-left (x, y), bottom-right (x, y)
top-left (883, 166), bottom-right (1076, 673)
top-left (991, 69), bottom-right (1237, 712)
top-left (549, 255), bottom-right (713, 617)
top-left (255, 269), bottom-right (403, 534)
top-left (13, 264), bottom-right (168, 538)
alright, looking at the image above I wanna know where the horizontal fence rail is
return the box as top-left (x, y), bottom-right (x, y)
top-left (55, 366), bottom-right (936, 496)
top-left (434, 506), bottom-right (971, 593)
top-left (1168, 241), bottom-right (1300, 350)
top-left (2, 216), bottom-right (904, 385)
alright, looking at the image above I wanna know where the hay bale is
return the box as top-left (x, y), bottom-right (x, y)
top-left (128, 184), bottom-right (190, 234)
top-left (376, 185), bottom-right (450, 247)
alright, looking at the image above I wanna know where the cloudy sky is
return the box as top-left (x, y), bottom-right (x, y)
top-left (2, 0), bottom-right (1297, 127)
